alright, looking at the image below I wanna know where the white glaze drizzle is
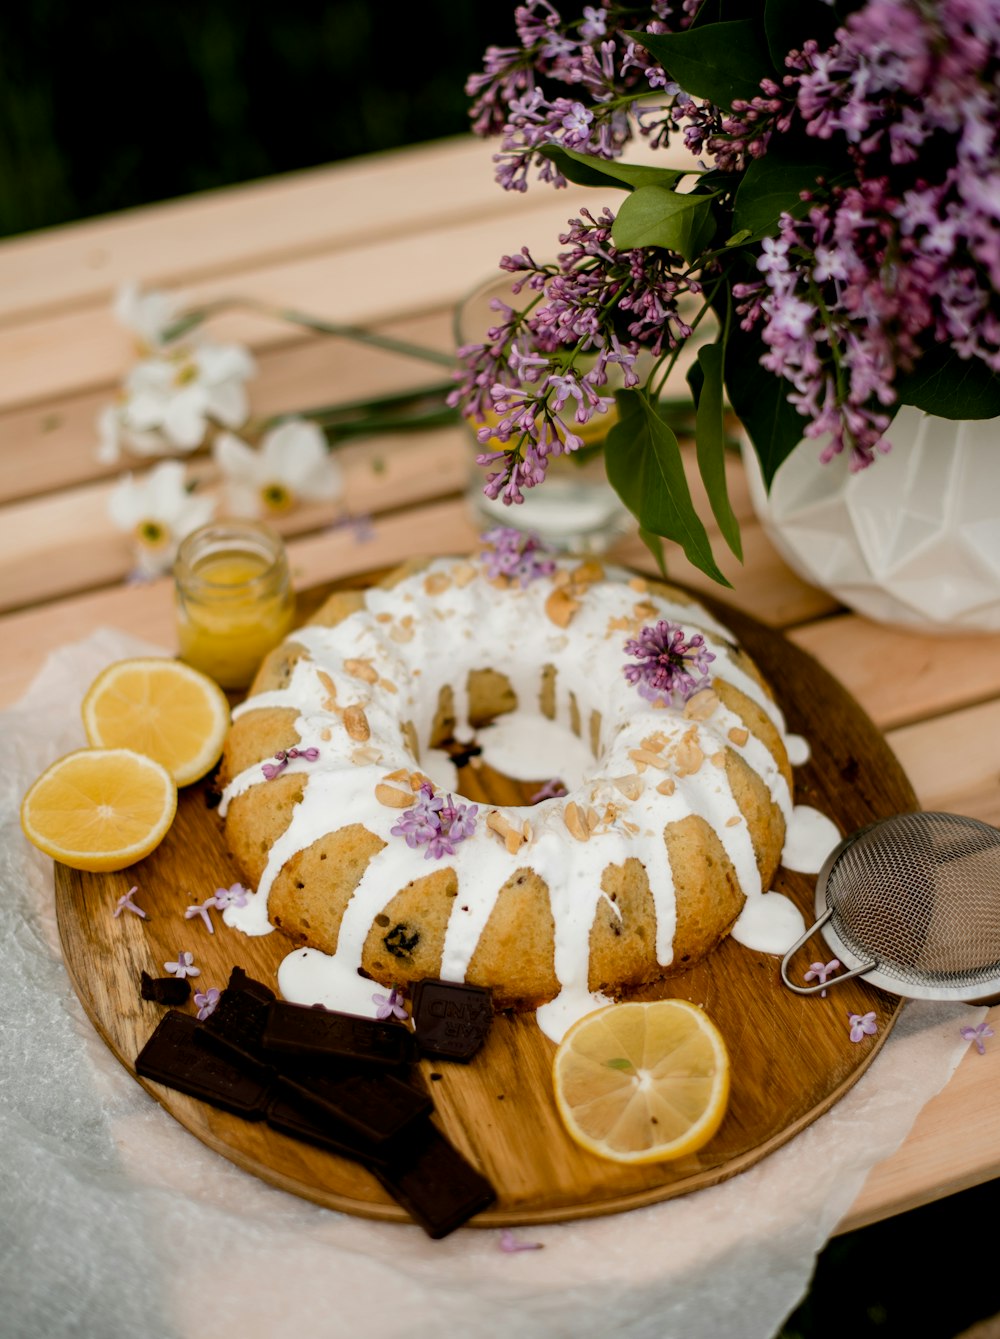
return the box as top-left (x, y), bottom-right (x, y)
top-left (218, 556), bottom-right (813, 1041)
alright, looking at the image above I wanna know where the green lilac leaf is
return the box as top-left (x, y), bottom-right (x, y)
top-left (538, 145), bottom-right (688, 193)
top-left (695, 343), bottom-right (743, 560)
top-left (723, 322), bottom-right (805, 488)
top-left (605, 389), bottom-right (730, 585)
top-left (732, 150), bottom-right (840, 238)
top-left (627, 22), bottom-right (775, 109)
top-left (639, 525), bottom-right (669, 577)
top-left (895, 347), bottom-right (1000, 419)
top-left (611, 186), bottom-right (718, 263)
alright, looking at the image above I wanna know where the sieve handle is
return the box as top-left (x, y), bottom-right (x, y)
top-left (780, 908), bottom-right (875, 995)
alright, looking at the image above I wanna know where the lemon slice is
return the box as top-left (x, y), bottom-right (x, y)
top-left (82, 657), bottom-right (230, 786)
top-left (20, 747), bottom-right (178, 872)
top-left (552, 999), bottom-right (730, 1164)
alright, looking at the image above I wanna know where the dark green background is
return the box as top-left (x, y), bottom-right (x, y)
top-left (0, 1), bottom-right (514, 238)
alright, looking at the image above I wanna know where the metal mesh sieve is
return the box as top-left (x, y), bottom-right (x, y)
top-left (781, 811), bottom-right (1000, 1002)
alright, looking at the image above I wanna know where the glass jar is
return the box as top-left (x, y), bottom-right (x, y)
top-left (454, 272), bottom-right (636, 553)
top-left (174, 520), bottom-right (295, 690)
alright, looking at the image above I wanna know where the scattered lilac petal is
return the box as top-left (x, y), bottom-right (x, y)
top-left (194, 987), bottom-right (221, 1021)
top-left (212, 882), bottom-right (250, 910)
top-left (164, 951), bottom-right (200, 980)
top-left (263, 747), bottom-right (320, 780)
top-left (372, 986), bottom-right (409, 1022)
top-left (848, 1010), bottom-right (878, 1043)
top-left (804, 958), bottom-right (841, 997)
top-left (499, 1228), bottom-right (544, 1253)
top-left (184, 898), bottom-right (216, 933)
top-left (529, 777), bottom-right (568, 803)
top-left (960, 1022), bottom-right (995, 1056)
top-left (113, 886), bottom-right (149, 920)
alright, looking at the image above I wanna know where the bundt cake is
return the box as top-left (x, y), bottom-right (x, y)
top-left (217, 535), bottom-right (794, 1035)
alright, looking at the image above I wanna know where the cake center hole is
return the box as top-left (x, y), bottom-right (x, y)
top-left (471, 711), bottom-right (597, 792)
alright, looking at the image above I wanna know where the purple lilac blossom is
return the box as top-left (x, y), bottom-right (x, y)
top-left (481, 526), bottom-right (557, 584)
top-left (113, 885), bottom-right (148, 920)
top-left (960, 1021), bottom-right (995, 1055)
top-left (184, 898), bottom-right (216, 934)
top-left (262, 746), bottom-right (320, 781)
top-left (804, 958), bottom-right (841, 997)
top-left (391, 783), bottom-right (479, 860)
top-left (450, 208), bottom-right (694, 506)
top-left (848, 1010), bottom-right (878, 1042)
top-left (623, 620), bottom-right (715, 705)
top-left (372, 987), bottom-right (409, 1022)
top-left (164, 951), bottom-right (200, 980)
top-left (194, 987), bottom-right (221, 1021)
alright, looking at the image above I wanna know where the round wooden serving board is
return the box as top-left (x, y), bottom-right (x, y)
top-left (54, 570), bottom-right (913, 1228)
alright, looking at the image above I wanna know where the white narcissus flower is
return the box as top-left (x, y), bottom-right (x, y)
top-left (213, 419), bottom-right (344, 517)
top-left (114, 281), bottom-right (183, 351)
top-left (120, 340), bottom-right (256, 452)
top-left (108, 460), bottom-right (215, 576)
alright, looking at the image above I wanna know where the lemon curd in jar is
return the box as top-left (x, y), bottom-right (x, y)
top-left (174, 522), bottom-right (295, 690)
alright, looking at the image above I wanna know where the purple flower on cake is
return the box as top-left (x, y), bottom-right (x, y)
top-left (480, 527), bottom-right (557, 586)
top-left (113, 885), bottom-right (149, 920)
top-left (164, 950), bottom-right (200, 980)
top-left (530, 776), bottom-right (569, 803)
top-left (804, 958), bottom-right (841, 998)
top-left (623, 621), bottom-right (715, 706)
top-left (262, 746), bottom-right (320, 781)
top-left (372, 986), bottom-right (409, 1022)
top-left (960, 1021), bottom-right (995, 1056)
top-left (184, 897), bottom-right (217, 934)
top-left (848, 1010), bottom-right (878, 1043)
top-left (194, 987), bottom-right (221, 1021)
top-left (391, 783), bottom-right (479, 860)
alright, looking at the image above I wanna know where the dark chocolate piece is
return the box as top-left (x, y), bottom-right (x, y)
top-left (135, 1010), bottom-right (272, 1119)
top-left (265, 1095), bottom-right (393, 1169)
top-left (277, 1065), bottom-right (432, 1148)
top-left (263, 1000), bottom-right (416, 1069)
top-left (411, 978), bottom-right (493, 1061)
top-left (376, 1125), bottom-right (496, 1239)
top-left (140, 971), bottom-right (191, 1006)
top-left (197, 967), bottom-right (276, 1080)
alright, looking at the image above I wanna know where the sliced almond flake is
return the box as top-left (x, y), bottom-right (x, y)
top-left (521, 819), bottom-right (533, 843)
top-left (725, 814), bottom-right (743, 827)
top-left (633, 600), bottom-right (659, 620)
top-left (563, 801), bottom-right (591, 842)
top-left (351, 745), bottom-right (382, 765)
top-left (343, 658), bottom-right (378, 683)
top-left (640, 731), bottom-right (667, 753)
top-left (545, 587), bottom-right (581, 628)
top-left (684, 689), bottom-right (719, 721)
top-left (629, 747), bottom-right (669, 771)
top-left (317, 670), bottom-right (338, 701)
top-left (383, 767), bottom-right (411, 783)
top-left (606, 614), bottom-right (632, 634)
top-left (389, 622), bottom-right (415, 644)
top-left (572, 559), bottom-right (605, 586)
top-left (627, 752), bottom-right (648, 773)
top-left (451, 562), bottom-right (476, 588)
top-left (504, 827), bottom-right (526, 855)
top-left (343, 705), bottom-right (371, 741)
top-left (424, 572), bottom-right (452, 596)
top-left (728, 726), bottom-right (750, 747)
top-left (622, 819), bottom-right (640, 834)
top-left (612, 774), bottom-right (643, 800)
top-left (656, 777), bottom-right (676, 796)
top-left (552, 568), bottom-right (571, 588)
top-left (378, 677), bottom-right (398, 694)
top-left (319, 727), bottom-right (333, 741)
top-left (375, 783), bottom-right (414, 808)
top-left (628, 576), bottom-right (648, 593)
top-left (409, 771), bottom-right (434, 792)
top-left (675, 738), bottom-right (705, 776)
top-left (375, 612), bottom-right (393, 623)
top-left (587, 805), bottom-right (601, 831)
top-left (710, 750), bottom-right (727, 768)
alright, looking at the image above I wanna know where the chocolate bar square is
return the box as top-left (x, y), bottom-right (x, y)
top-left (135, 1010), bottom-right (272, 1119)
top-left (277, 1065), bottom-right (432, 1148)
top-left (376, 1125), bottom-right (496, 1239)
top-left (263, 1000), bottom-right (416, 1069)
top-left (140, 971), bottom-right (191, 1006)
top-left (411, 979), bottom-right (493, 1061)
top-left (197, 967), bottom-right (277, 1081)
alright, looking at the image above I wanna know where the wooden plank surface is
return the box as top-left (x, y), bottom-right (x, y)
top-left (2, 131), bottom-right (999, 1238)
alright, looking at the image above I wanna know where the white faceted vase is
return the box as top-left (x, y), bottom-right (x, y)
top-left (744, 406), bottom-right (1000, 633)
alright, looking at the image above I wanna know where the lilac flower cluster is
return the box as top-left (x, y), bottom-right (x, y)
top-left (731, 0), bottom-right (1000, 466)
top-left (390, 783), bottom-right (479, 860)
top-left (185, 882), bottom-right (250, 934)
top-left (449, 209), bottom-right (698, 505)
top-left (481, 526), bottom-right (557, 584)
top-left (622, 620), bottom-right (715, 706)
top-left (467, 1), bottom-right (691, 193)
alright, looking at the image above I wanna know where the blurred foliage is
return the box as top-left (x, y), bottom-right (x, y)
top-left (0, 0), bottom-right (514, 237)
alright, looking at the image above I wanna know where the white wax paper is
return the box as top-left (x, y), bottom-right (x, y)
top-left (0, 630), bottom-right (985, 1339)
